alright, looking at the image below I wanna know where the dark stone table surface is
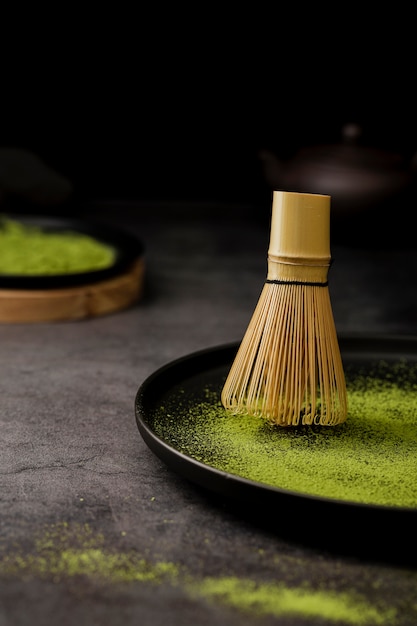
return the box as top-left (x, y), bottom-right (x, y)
top-left (1, 200), bottom-right (416, 625)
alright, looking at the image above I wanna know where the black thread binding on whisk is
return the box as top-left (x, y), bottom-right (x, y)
top-left (265, 279), bottom-right (329, 287)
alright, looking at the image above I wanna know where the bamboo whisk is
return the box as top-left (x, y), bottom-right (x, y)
top-left (221, 191), bottom-right (348, 426)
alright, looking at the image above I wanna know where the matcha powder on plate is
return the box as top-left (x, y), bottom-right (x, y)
top-left (149, 359), bottom-right (417, 509)
top-left (0, 217), bottom-right (116, 275)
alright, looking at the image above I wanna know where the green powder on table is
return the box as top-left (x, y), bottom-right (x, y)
top-left (150, 359), bottom-right (417, 508)
top-left (188, 577), bottom-right (396, 624)
top-left (0, 522), bottom-right (178, 585)
top-left (0, 523), bottom-right (400, 624)
top-left (0, 217), bottom-right (116, 275)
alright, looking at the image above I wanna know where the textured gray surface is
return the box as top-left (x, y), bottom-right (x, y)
top-left (0, 202), bottom-right (416, 625)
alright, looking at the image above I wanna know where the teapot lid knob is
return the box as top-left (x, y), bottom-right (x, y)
top-left (342, 122), bottom-right (362, 144)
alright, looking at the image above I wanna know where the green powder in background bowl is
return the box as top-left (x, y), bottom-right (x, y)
top-left (0, 217), bottom-right (116, 275)
top-left (149, 359), bottom-right (417, 509)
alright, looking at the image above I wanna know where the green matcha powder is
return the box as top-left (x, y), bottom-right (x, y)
top-left (0, 217), bottom-right (115, 275)
top-left (151, 359), bottom-right (417, 508)
top-left (0, 523), bottom-right (402, 624)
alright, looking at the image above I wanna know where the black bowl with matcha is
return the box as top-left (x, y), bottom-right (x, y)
top-left (135, 335), bottom-right (417, 563)
top-left (0, 215), bottom-right (144, 289)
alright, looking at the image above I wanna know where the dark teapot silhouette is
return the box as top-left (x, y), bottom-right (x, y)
top-left (259, 123), bottom-right (417, 218)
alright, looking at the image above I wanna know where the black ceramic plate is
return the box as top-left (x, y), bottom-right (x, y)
top-left (135, 335), bottom-right (417, 562)
top-left (0, 215), bottom-right (144, 289)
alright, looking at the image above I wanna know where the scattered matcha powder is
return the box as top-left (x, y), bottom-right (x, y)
top-left (0, 522), bottom-right (178, 585)
top-left (188, 577), bottom-right (397, 624)
top-left (0, 522), bottom-right (401, 624)
top-left (150, 359), bottom-right (417, 508)
top-left (0, 216), bottom-right (116, 275)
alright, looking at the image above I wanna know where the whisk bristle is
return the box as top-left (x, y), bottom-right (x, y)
top-left (221, 191), bottom-right (348, 427)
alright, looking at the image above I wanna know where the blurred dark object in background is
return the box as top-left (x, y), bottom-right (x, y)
top-left (259, 123), bottom-right (417, 248)
top-left (0, 148), bottom-right (73, 208)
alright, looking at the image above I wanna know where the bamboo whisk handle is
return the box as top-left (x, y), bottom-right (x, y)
top-left (269, 191), bottom-right (331, 264)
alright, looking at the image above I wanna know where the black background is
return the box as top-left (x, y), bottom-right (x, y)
top-left (3, 8), bottom-right (417, 209)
